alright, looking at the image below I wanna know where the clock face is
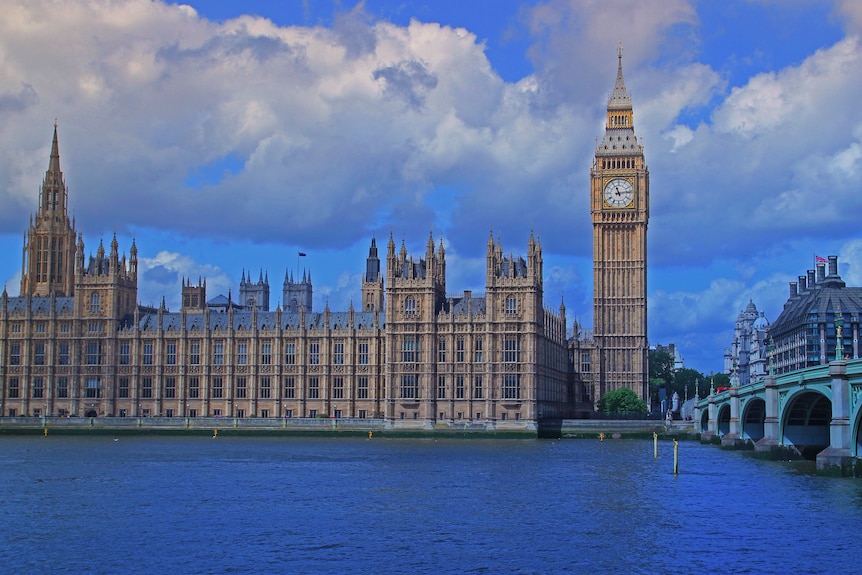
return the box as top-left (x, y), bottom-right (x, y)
top-left (603, 178), bottom-right (634, 208)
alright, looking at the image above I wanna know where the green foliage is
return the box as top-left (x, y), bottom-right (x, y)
top-left (597, 388), bottom-right (648, 414)
top-left (672, 368), bottom-right (702, 399)
top-left (649, 349), bottom-right (674, 385)
top-left (709, 373), bottom-right (730, 394)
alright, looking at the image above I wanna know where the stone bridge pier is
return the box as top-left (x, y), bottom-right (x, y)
top-left (816, 362), bottom-right (853, 475)
top-left (695, 360), bottom-right (857, 476)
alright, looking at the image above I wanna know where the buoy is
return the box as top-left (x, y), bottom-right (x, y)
top-left (43, 428), bottom-right (48, 437)
top-left (213, 429), bottom-right (218, 438)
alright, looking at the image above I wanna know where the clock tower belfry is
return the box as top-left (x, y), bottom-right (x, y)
top-left (590, 46), bottom-right (650, 403)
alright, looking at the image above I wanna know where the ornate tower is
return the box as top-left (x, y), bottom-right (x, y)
top-left (74, 232), bottom-right (138, 322)
top-left (361, 237), bottom-right (384, 312)
top-left (384, 232), bottom-right (446, 421)
top-left (590, 46), bottom-right (650, 402)
top-left (283, 269), bottom-right (312, 314)
top-left (485, 230), bottom-right (543, 324)
top-left (240, 269), bottom-right (270, 311)
top-left (20, 123), bottom-right (78, 297)
top-left (182, 277), bottom-right (207, 312)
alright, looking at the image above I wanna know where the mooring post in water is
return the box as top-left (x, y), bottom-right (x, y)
top-left (654, 432), bottom-right (658, 459)
top-left (368, 431), bottom-right (373, 439)
top-left (213, 429), bottom-right (218, 438)
top-left (43, 428), bottom-right (48, 437)
top-left (673, 439), bottom-right (679, 475)
top-left (599, 432), bottom-right (605, 442)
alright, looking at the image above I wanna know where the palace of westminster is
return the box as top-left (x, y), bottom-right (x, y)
top-left (0, 55), bottom-right (651, 427)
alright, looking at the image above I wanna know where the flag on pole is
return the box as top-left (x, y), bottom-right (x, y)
top-left (298, 252), bottom-right (307, 257)
top-left (815, 254), bottom-right (827, 263)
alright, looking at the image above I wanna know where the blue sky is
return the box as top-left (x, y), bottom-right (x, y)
top-left (1, 0), bottom-right (861, 374)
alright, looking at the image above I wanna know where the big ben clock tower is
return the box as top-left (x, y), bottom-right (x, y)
top-left (591, 46), bottom-right (649, 403)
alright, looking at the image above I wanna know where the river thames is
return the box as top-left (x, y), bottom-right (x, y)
top-left (1, 435), bottom-right (860, 574)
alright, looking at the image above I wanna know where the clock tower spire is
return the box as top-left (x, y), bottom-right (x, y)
top-left (590, 46), bottom-right (650, 404)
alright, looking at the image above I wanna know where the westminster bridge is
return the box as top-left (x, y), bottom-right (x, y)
top-left (693, 358), bottom-right (862, 475)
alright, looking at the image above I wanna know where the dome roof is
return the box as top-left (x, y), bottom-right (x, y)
top-left (737, 299), bottom-right (759, 323)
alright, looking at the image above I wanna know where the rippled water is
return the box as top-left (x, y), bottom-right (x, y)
top-left (1, 436), bottom-right (860, 574)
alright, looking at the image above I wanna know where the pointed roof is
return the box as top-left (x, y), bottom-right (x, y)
top-left (608, 43), bottom-right (632, 111)
top-left (49, 121), bottom-right (62, 174)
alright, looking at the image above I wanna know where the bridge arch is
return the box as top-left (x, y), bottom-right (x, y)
top-left (741, 398), bottom-right (766, 442)
top-left (781, 390), bottom-right (831, 460)
top-left (717, 404), bottom-right (731, 436)
top-left (699, 409), bottom-right (709, 434)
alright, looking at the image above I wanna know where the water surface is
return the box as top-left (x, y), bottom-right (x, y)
top-left (1, 436), bottom-right (860, 574)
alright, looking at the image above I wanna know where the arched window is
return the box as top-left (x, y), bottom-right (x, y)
top-left (505, 295), bottom-right (518, 316)
top-left (405, 296), bottom-right (417, 316)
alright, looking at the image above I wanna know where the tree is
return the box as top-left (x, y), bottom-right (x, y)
top-left (708, 373), bottom-right (730, 395)
top-left (649, 349), bottom-right (674, 385)
top-left (597, 388), bottom-right (648, 414)
top-left (648, 349), bottom-right (675, 408)
top-left (672, 368), bottom-right (703, 400)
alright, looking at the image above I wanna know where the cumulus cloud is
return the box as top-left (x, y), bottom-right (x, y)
top-left (839, 239), bottom-right (862, 286)
top-left (0, 0), bottom-right (705, 261)
top-left (138, 250), bottom-right (232, 310)
top-left (648, 35), bottom-right (862, 267)
top-left (2, 0), bottom-right (861, 373)
top-left (835, 0), bottom-right (862, 33)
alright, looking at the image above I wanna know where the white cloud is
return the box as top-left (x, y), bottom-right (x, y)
top-left (646, 35), bottom-right (862, 267)
top-left (2, 269), bottom-right (22, 297)
top-left (0, 0), bottom-right (710, 262)
top-left (2, 0), bottom-right (861, 375)
top-left (835, 0), bottom-right (862, 33)
top-left (138, 250), bottom-right (231, 310)
top-left (839, 239), bottom-right (862, 286)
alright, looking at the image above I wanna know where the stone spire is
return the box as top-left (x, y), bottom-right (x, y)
top-left (608, 42), bottom-right (632, 111)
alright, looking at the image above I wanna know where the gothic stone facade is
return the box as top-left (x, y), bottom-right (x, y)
top-left (0, 127), bottom-right (570, 426)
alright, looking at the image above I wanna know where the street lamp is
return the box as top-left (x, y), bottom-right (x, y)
top-left (835, 307), bottom-right (845, 362)
top-left (768, 337), bottom-right (775, 376)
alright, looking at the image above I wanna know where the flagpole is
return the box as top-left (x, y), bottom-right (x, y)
top-left (296, 251), bottom-right (307, 278)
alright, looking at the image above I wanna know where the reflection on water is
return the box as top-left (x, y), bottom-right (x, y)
top-left (1, 436), bottom-right (860, 575)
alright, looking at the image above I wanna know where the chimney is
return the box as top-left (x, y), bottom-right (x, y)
top-left (807, 269), bottom-right (816, 288)
top-left (798, 275), bottom-right (807, 291)
top-left (790, 282), bottom-right (798, 297)
top-left (828, 255), bottom-right (838, 277)
top-left (816, 262), bottom-right (826, 282)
